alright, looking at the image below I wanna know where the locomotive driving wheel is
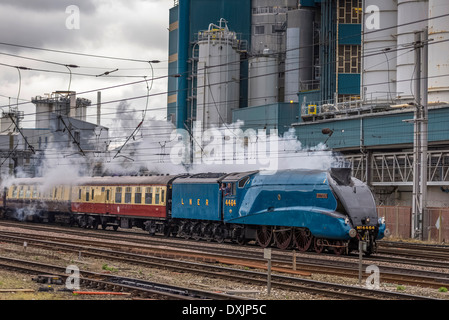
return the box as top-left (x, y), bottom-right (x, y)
top-left (256, 226), bottom-right (273, 248)
top-left (274, 227), bottom-right (293, 250)
top-left (314, 237), bottom-right (324, 254)
top-left (293, 228), bottom-right (312, 252)
top-left (332, 240), bottom-right (345, 255)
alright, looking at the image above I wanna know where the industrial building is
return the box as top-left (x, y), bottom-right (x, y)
top-left (167, 0), bottom-right (449, 239)
top-left (0, 91), bottom-right (109, 177)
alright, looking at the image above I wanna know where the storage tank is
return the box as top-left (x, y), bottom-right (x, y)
top-left (428, 0), bottom-right (449, 103)
top-left (284, 8), bottom-right (314, 103)
top-left (248, 51), bottom-right (278, 107)
top-left (396, 0), bottom-right (428, 102)
top-left (362, 0), bottom-right (398, 103)
top-left (196, 20), bottom-right (240, 130)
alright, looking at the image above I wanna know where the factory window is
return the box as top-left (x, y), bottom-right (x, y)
top-left (338, 45), bottom-right (361, 74)
top-left (254, 25), bottom-right (265, 35)
top-left (125, 187), bottom-right (132, 204)
top-left (338, 0), bottom-right (362, 24)
top-left (145, 187), bottom-right (153, 204)
top-left (115, 187), bottom-right (122, 203)
top-left (135, 187), bottom-right (142, 204)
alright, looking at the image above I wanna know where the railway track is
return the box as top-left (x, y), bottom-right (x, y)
top-left (1, 221), bottom-right (448, 290)
top-left (0, 255), bottom-right (246, 300)
top-left (0, 224), bottom-right (440, 300)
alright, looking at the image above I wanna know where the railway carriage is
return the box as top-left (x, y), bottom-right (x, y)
top-left (3, 178), bottom-right (71, 222)
top-left (70, 176), bottom-right (175, 231)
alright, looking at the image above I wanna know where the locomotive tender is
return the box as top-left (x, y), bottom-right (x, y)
top-left (1, 168), bottom-right (387, 255)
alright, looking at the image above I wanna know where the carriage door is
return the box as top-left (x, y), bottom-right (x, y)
top-left (104, 186), bottom-right (113, 214)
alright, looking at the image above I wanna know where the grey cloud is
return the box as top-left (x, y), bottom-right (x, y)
top-left (1, 0), bottom-right (97, 13)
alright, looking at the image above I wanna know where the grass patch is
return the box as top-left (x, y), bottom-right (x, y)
top-left (102, 264), bottom-right (118, 272)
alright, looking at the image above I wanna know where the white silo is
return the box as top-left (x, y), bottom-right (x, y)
top-left (196, 20), bottom-right (240, 130)
top-left (396, 0), bottom-right (429, 102)
top-left (428, 0), bottom-right (449, 103)
top-left (362, 0), bottom-right (398, 103)
top-left (248, 50), bottom-right (278, 107)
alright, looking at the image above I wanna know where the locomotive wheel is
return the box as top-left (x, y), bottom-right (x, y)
top-left (332, 240), bottom-right (345, 255)
top-left (274, 228), bottom-right (293, 250)
top-left (256, 226), bottom-right (273, 248)
top-left (293, 228), bottom-right (312, 252)
top-left (314, 237), bottom-right (324, 254)
top-left (213, 224), bottom-right (225, 243)
top-left (191, 222), bottom-right (202, 241)
top-left (179, 222), bottom-right (191, 239)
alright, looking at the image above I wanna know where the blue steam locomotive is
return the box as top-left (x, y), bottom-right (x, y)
top-left (171, 168), bottom-right (386, 255)
top-left (2, 168), bottom-right (387, 255)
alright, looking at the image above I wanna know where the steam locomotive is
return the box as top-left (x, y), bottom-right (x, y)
top-left (1, 168), bottom-right (387, 255)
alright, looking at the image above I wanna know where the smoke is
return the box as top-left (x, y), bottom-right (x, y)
top-left (102, 117), bottom-right (340, 176)
top-left (2, 101), bottom-right (342, 190)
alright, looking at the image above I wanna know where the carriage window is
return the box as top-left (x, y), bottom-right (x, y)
top-left (91, 188), bottom-right (95, 201)
top-left (161, 189), bottom-right (165, 204)
top-left (125, 187), bottom-right (132, 204)
top-left (106, 189), bottom-right (110, 201)
top-left (85, 187), bottom-right (90, 201)
top-left (115, 187), bottom-right (122, 203)
top-left (25, 187), bottom-right (31, 198)
top-left (135, 187), bottom-right (142, 204)
top-left (19, 186), bottom-right (24, 198)
top-left (12, 186), bottom-right (18, 198)
top-left (145, 187), bottom-right (153, 204)
top-left (78, 188), bottom-right (82, 200)
top-left (155, 187), bottom-right (160, 205)
top-left (32, 187), bottom-right (38, 198)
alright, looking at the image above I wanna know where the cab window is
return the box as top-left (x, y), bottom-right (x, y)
top-left (238, 177), bottom-right (249, 188)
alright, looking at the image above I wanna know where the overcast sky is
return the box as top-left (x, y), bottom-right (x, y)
top-left (0, 0), bottom-right (173, 134)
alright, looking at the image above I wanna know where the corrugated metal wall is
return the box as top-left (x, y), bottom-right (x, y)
top-left (378, 206), bottom-right (449, 242)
